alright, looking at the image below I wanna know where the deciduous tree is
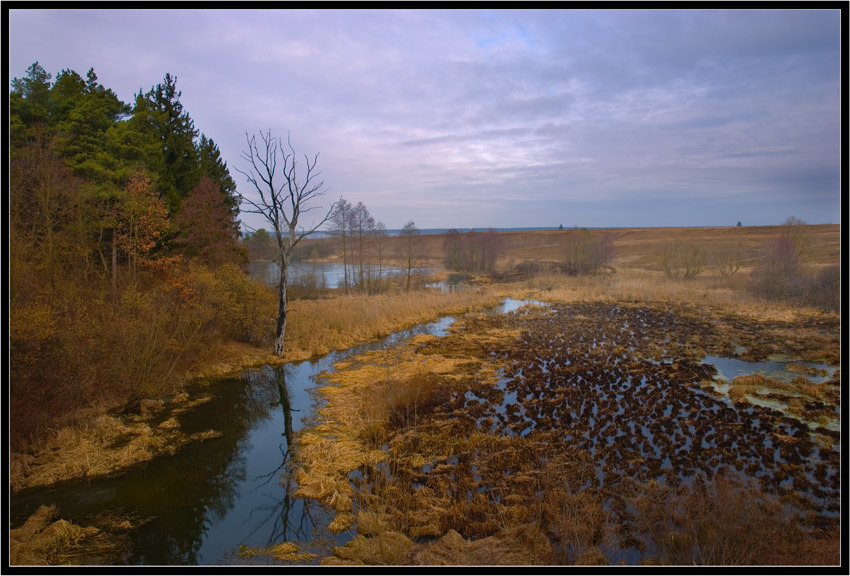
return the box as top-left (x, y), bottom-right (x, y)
top-left (236, 130), bottom-right (336, 357)
top-left (174, 176), bottom-right (246, 267)
top-left (328, 198), bottom-right (353, 293)
top-left (115, 172), bottom-right (170, 286)
top-left (400, 220), bottom-right (419, 291)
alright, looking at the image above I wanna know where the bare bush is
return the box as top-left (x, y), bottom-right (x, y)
top-left (442, 228), bottom-right (505, 274)
top-left (806, 264), bottom-right (840, 313)
top-left (655, 242), bottom-right (704, 280)
top-left (713, 240), bottom-right (746, 276)
top-left (563, 229), bottom-right (615, 276)
top-left (751, 227), bottom-right (805, 300)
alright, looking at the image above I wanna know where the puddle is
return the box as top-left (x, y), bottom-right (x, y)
top-left (703, 355), bottom-right (836, 385)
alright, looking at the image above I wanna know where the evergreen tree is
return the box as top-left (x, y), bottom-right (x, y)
top-left (133, 73), bottom-right (200, 214)
top-left (9, 61), bottom-right (52, 147)
top-left (51, 68), bottom-right (131, 177)
top-left (197, 134), bottom-right (239, 215)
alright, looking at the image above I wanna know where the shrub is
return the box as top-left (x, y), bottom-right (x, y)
top-left (806, 264), bottom-right (840, 313)
top-left (655, 242), bottom-right (704, 280)
top-left (619, 473), bottom-right (801, 565)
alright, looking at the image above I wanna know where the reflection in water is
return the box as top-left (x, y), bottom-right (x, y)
top-left (9, 363), bottom-right (339, 565)
top-left (248, 260), bottom-right (411, 290)
top-left (8, 298), bottom-right (521, 565)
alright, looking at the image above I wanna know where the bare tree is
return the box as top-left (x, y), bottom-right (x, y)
top-left (351, 202), bottom-right (375, 292)
top-left (235, 130), bottom-right (336, 357)
top-left (328, 198), bottom-right (353, 293)
top-left (400, 220), bottom-right (419, 291)
top-left (373, 220), bottom-right (387, 294)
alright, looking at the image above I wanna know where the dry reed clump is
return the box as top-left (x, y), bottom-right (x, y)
top-left (727, 386), bottom-right (750, 405)
top-left (325, 518), bottom-right (554, 566)
top-left (323, 531), bottom-right (414, 565)
top-left (238, 541), bottom-right (317, 563)
top-left (9, 506), bottom-right (136, 565)
top-left (10, 396), bottom-right (222, 493)
top-left (406, 525), bottom-right (555, 565)
top-left (786, 363), bottom-right (828, 377)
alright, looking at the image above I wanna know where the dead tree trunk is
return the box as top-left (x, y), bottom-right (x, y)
top-left (236, 130), bottom-right (336, 357)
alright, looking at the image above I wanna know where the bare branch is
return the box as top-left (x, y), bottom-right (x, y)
top-left (236, 129), bottom-right (336, 357)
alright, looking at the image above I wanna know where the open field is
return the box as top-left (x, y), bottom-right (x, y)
top-left (300, 224), bottom-right (841, 273)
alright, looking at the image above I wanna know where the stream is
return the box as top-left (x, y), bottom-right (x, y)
top-left (8, 299), bottom-right (534, 565)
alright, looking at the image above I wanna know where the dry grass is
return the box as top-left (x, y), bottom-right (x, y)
top-left (9, 505), bottom-right (137, 565)
top-left (10, 396), bottom-right (221, 492)
top-left (294, 264), bottom-right (840, 564)
top-left (283, 289), bottom-right (504, 362)
top-left (238, 541), bottom-right (318, 563)
top-left (301, 223), bottom-right (840, 274)
top-left (293, 335), bottom-right (497, 529)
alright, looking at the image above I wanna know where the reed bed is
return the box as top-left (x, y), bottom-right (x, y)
top-left (283, 288), bottom-right (505, 363)
top-left (296, 287), bottom-right (840, 565)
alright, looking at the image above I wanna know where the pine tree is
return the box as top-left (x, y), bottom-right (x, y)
top-left (197, 134), bottom-right (239, 215)
top-left (133, 73), bottom-right (199, 214)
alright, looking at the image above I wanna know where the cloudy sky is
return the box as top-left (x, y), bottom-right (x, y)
top-left (8, 8), bottom-right (842, 230)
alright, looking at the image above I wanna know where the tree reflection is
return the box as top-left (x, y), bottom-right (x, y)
top-left (241, 365), bottom-right (320, 549)
top-left (13, 361), bottom-right (337, 565)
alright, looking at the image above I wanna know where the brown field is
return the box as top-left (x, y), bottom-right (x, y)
top-left (301, 223), bottom-right (841, 272)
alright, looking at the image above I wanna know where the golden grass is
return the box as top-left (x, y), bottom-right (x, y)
top-left (238, 541), bottom-right (318, 563)
top-left (10, 399), bottom-right (222, 493)
top-left (9, 505), bottom-right (136, 565)
top-left (282, 289), bottom-right (505, 363)
top-left (293, 318), bottom-right (517, 532)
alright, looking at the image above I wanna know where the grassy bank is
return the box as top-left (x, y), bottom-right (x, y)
top-left (9, 285), bottom-right (506, 494)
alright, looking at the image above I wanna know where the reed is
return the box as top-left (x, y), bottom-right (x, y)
top-left (282, 288), bottom-right (504, 362)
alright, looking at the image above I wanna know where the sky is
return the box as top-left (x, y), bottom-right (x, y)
top-left (7, 8), bottom-right (843, 230)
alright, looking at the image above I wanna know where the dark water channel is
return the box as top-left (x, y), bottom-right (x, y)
top-left (8, 299), bottom-right (534, 565)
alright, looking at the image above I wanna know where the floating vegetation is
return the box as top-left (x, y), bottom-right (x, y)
top-left (238, 541), bottom-right (318, 564)
top-left (9, 505), bottom-right (139, 566)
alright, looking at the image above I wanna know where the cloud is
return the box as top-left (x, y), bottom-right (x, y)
top-left (8, 8), bottom-right (841, 228)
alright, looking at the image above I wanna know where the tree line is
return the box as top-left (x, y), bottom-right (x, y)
top-left (9, 62), bottom-right (255, 448)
